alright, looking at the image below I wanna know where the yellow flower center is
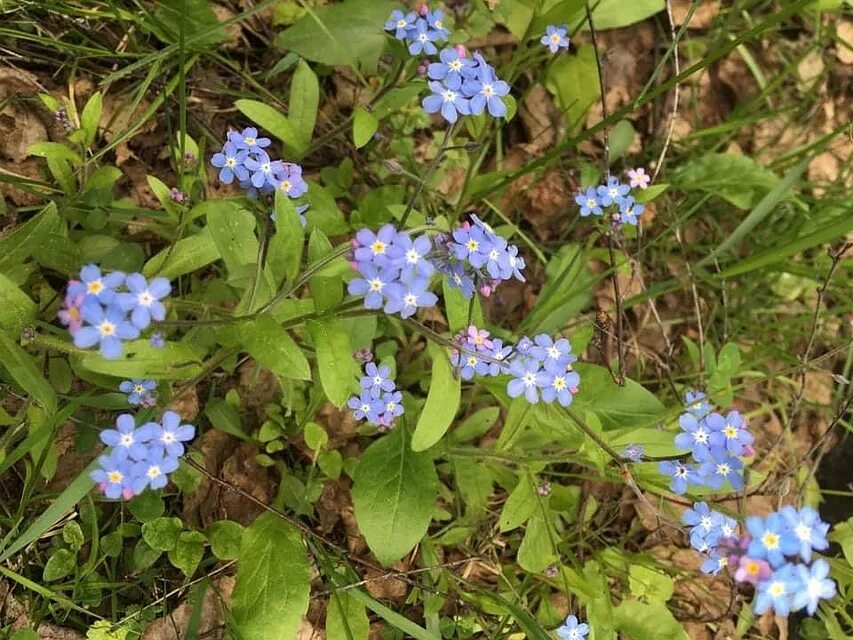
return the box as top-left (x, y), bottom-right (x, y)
top-left (397, 19), bottom-right (407, 28)
top-left (368, 278), bottom-right (383, 292)
top-left (466, 239), bottom-right (479, 252)
top-left (371, 241), bottom-right (386, 255)
top-left (146, 466), bottom-right (162, 479)
top-left (746, 561), bottom-right (760, 575)
top-left (107, 471), bottom-right (123, 484)
top-left (587, 198), bottom-right (597, 208)
top-left (134, 385), bottom-right (145, 394)
top-left (225, 157), bottom-right (236, 167)
top-left (87, 280), bottom-right (104, 295)
top-left (449, 60), bottom-right (462, 71)
top-left (762, 532), bottom-right (780, 550)
top-left (768, 582), bottom-right (785, 597)
top-left (553, 377), bottom-right (566, 390)
top-left (724, 425), bottom-right (738, 439)
top-left (244, 137), bottom-right (256, 145)
top-left (98, 321), bottom-right (116, 337)
top-left (280, 180), bottom-right (292, 192)
top-left (550, 33), bottom-right (561, 44)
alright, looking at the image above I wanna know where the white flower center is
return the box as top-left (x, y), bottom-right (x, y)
top-left (404, 293), bottom-right (418, 307)
top-left (368, 278), bottom-right (383, 292)
top-left (162, 432), bottom-right (176, 444)
top-left (419, 33), bottom-right (428, 42)
top-left (807, 578), bottom-right (823, 599)
top-left (405, 248), bottom-right (420, 264)
top-left (134, 384), bottom-right (145, 394)
top-left (146, 465), bottom-right (162, 479)
top-left (694, 428), bottom-right (709, 444)
top-left (466, 239), bottom-right (479, 252)
top-left (552, 376), bottom-right (566, 390)
top-left (280, 180), bottom-right (292, 192)
top-left (371, 241), bottom-right (386, 255)
top-left (261, 162), bottom-right (271, 173)
top-left (675, 466), bottom-right (687, 477)
top-left (768, 581), bottom-right (785, 597)
top-left (724, 425), bottom-right (739, 439)
top-left (547, 346), bottom-right (560, 359)
top-left (138, 291), bottom-right (154, 306)
top-left (373, 375), bottom-right (382, 385)
top-left (360, 403), bottom-right (370, 413)
top-left (550, 33), bottom-right (561, 44)
top-left (481, 83), bottom-right (494, 97)
top-left (244, 137), bottom-right (256, 145)
top-left (225, 157), bottom-right (236, 167)
top-left (120, 434), bottom-right (133, 447)
top-left (762, 532), bottom-right (780, 550)
top-left (700, 516), bottom-right (713, 530)
top-left (434, 20), bottom-right (443, 28)
top-left (587, 198), bottom-right (596, 208)
top-left (449, 60), bottom-right (462, 71)
top-left (523, 372), bottom-right (536, 386)
top-left (716, 463), bottom-right (731, 476)
top-left (87, 279), bottom-right (104, 295)
top-left (795, 523), bottom-right (812, 541)
top-left (107, 470), bottom-right (123, 484)
top-left (467, 356), bottom-right (477, 366)
top-left (98, 320), bottom-right (116, 337)
top-left (397, 19), bottom-right (407, 28)
top-left (442, 89), bottom-right (457, 102)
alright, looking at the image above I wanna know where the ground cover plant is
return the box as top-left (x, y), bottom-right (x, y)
top-left (0, 0), bottom-right (851, 639)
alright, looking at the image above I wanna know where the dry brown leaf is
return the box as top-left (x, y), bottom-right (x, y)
top-left (672, 0), bottom-right (720, 30)
top-left (797, 50), bottom-right (825, 85)
top-left (167, 384), bottom-right (200, 422)
top-left (364, 561), bottom-right (409, 602)
top-left (837, 20), bottom-right (853, 64)
top-left (141, 576), bottom-right (234, 640)
top-left (519, 84), bottom-right (558, 154)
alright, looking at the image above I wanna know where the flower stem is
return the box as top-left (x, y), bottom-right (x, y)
top-left (400, 121), bottom-right (456, 227)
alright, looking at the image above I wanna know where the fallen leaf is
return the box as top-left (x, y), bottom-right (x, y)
top-left (672, 0), bottom-right (720, 29)
top-left (837, 20), bottom-right (853, 65)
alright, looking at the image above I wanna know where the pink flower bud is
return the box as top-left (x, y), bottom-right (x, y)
top-left (417, 61), bottom-right (429, 76)
top-left (455, 44), bottom-right (468, 58)
top-left (122, 487), bottom-right (135, 500)
top-left (418, 3), bottom-right (429, 17)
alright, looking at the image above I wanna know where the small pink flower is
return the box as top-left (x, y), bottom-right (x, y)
top-left (627, 167), bottom-right (650, 189)
top-left (58, 287), bottom-right (85, 335)
top-left (734, 556), bottom-right (771, 585)
top-left (466, 326), bottom-right (493, 349)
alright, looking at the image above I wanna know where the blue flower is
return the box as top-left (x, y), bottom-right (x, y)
top-left (360, 362), bottom-right (396, 398)
top-left (348, 264), bottom-right (395, 310)
top-left (119, 379), bottom-right (156, 406)
top-left (617, 196), bottom-right (645, 226)
top-left (243, 150), bottom-right (282, 189)
top-left (392, 232), bottom-right (434, 279)
top-left (507, 358), bottom-right (549, 404)
top-left (484, 339), bottom-right (513, 376)
top-left (146, 411), bottom-right (196, 458)
top-left (354, 224), bottom-right (400, 268)
top-left (426, 9), bottom-right (449, 41)
top-left (541, 25), bottom-right (570, 54)
top-left (504, 244), bottom-right (526, 282)
top-left (746, 513), bottom-right (799, 567)
top-left (384, 9), bottom-right (417, 40)
top-left (428, 47), bottom-right (473, 90)
top-left (423, 80), bottom-right (471, 123)
top-left (682, 502), bottom-right (721, 537)
top-left (463, 54), bottom-right (509, 118)
top-left (149, 332), bottom-right (165, 348)
top-left (540, 358), bottom-right (580, 407)
top-left (408, 20), bottom-right (439, 55)
top-left (674, 413), bottom-right (713, 460)
top-left (74, 302), bottom-right (139, 359)
top-left (78, 264), bottom-right (125, 305)
top-left (384, 277), bottom-right (438, 318)
top-left (228, 126), bottom-right (271, 152)
top-left (621, 444), bottom-right (644, 462)
top-left (575, 188), bottom-right (603, 217)
top-left (530, 334), bottom-right (575, 367)
top-left (754, 562), bottom-right (801, 616)
top-left (131, 452), bottom-right (180, 493)
top-left (274, 162), bottom-right (309, 198)
top-left (684, 389), bottom-right (711, 419)
top-left (700, 551), bottom-right (729, 575)
top-left (347, 392), bottom-right (384, 424)
top-left (91, 452), bottom-right (134, 500)
top-left (443, 262), bottom-right (476, 299)
top-left (791, 559), bottom-right (836, 615)
top-left (210, 142), bottom-right (249, 184)
top-left (100, 414), bottom-right (151, 461)
top-left (116, 273), bottom-right (171, 330)
top-left (779, 506), bottom-right (830, 562)
top-left (706, 410), bottom-right (753, 456)
top-left (658, 460), bottom-right (698, 495)
top-left (379, 390), bottom-right (405, 427)
top-left (450, 224), bottom-right (492, 268)
top-left (452, 350), bottom-right (484, 380)
top-left (699, 447), bottom-right (744, 490)
top-left (597, 176), bottom-right (631, 206)
top-left (556, 615), bottom-right (589, 640)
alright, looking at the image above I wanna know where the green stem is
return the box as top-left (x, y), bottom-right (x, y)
top-left (400, 121), bottom-right (457, 227)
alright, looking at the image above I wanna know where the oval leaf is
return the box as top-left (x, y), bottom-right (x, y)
top-left (411, 346), bottom-right (461, 452)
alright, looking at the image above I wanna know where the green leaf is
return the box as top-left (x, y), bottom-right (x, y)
top-left (143, 228), bottom-right (220, 279)
top-left (587, 0), bottom-right (665, 29)
top-left (232, 513), bottom-right (310, 640)
top-left (235, 99), bottom-right (303, 158)
top-left (634, 183), bottom-right (668, 203)
top-left (79, 339), bottom-right (205, 381)
top-left (453, 457), bottom-right (493, 516)
top-left (0, 329), bottom-right (57, 415)
top-left (307, 317), bottom-right (357, 406)
top-left (499, 475), bottom-right (537, 532)
top-left (441, 278), bottom-right (484, 332)
top-left (276, 0), bottom-right (396, 73)
top-left (308, 229), bottom-right (343, 312)
top-left (0, 203), bottom-right (63, 271)
top-left (412, 345), bottom-right (461, 452)
top-left (207, 207), bottom-right (259, 275)
top-left (207, 520), bottom-right (244, 560)
top-left (127, 491), bottom-right (165, 523)
top-left (290, 59), bottom-right (319, 151)
top-left (609, 119), bottom-right (636, 161)
top-left (0, 273), bottom-right (36, 334)
top-left (629, 564), bottom-right (675, 603)
top-left (449, 407), bottom-right (500, 444)
top-left (141, 517), bottom-right (183, 552)
top-left (545, 44), bottom-right (600, 129)
top-left (613, 599), bottom-right (689, 640)
top-left (304, 422), bottom-right (328, 452)
top-left (62, 521), bottom-right (85, 549)
top-left (168, 531), bottom-right (206, 577)
top-left (517, 514), bottom-right (556, 573)
top-left (268, 188), bottom-right (306, 286)
top-left (11, 630), bottom-right (39, 640)
top-left (238, 316), bottom-right (311, 381)
top-left (43, 548), bottom-right (76, 582)
top-left (521, 243), bottom-right (592, 333)
top-left (352, 427), bottom-right (439, 565)
top-left (80, 91), bottom-right (102, 148)
top-left (670, 153), bottom-right (779, 210)
top-left (326, 592), bottom-right (370, 640)
top-left (353, 107), bottom-right (378, 149)
top-left (571, 364), bottom-right (666, 430)
top-left (132, 539), bottom-right (161, 570)
top-left (28, 141), bottom-right (82, 165)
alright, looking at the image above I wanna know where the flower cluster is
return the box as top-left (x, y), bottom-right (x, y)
top-left (682, 503), bottom-right (835, 616)
top-left (423, 49), bottom-right (510, 123)
top-left (448, 326), bottom-right (581, 407)
top-left (541, 24), bottom-right (570, 54)
top-left (556, 615), bottom-right (589, 640)
top-left (347, 362), bottom-right (404, 430)
top-left (347, 224), bottom-right (438, 318)
top-left (59, 265), bottom-right (171, 359)
top-left (120, 379), bottom-right (157, 407)
top-left (211, 126), bottom-right (309, 204)
top-left (384, 5), bottom-right (449, 55)
top-left (574, 171), bottom-right (647, 227)
top-left (658, 390), bottom-right (754, 495)
top-left (91, 412), bottom-right (195, 500)
top-left (347, 216), bottom-right (525, 316)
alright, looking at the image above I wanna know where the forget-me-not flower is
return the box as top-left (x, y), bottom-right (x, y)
top-left (541, 25), bottom-right (570, 54)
